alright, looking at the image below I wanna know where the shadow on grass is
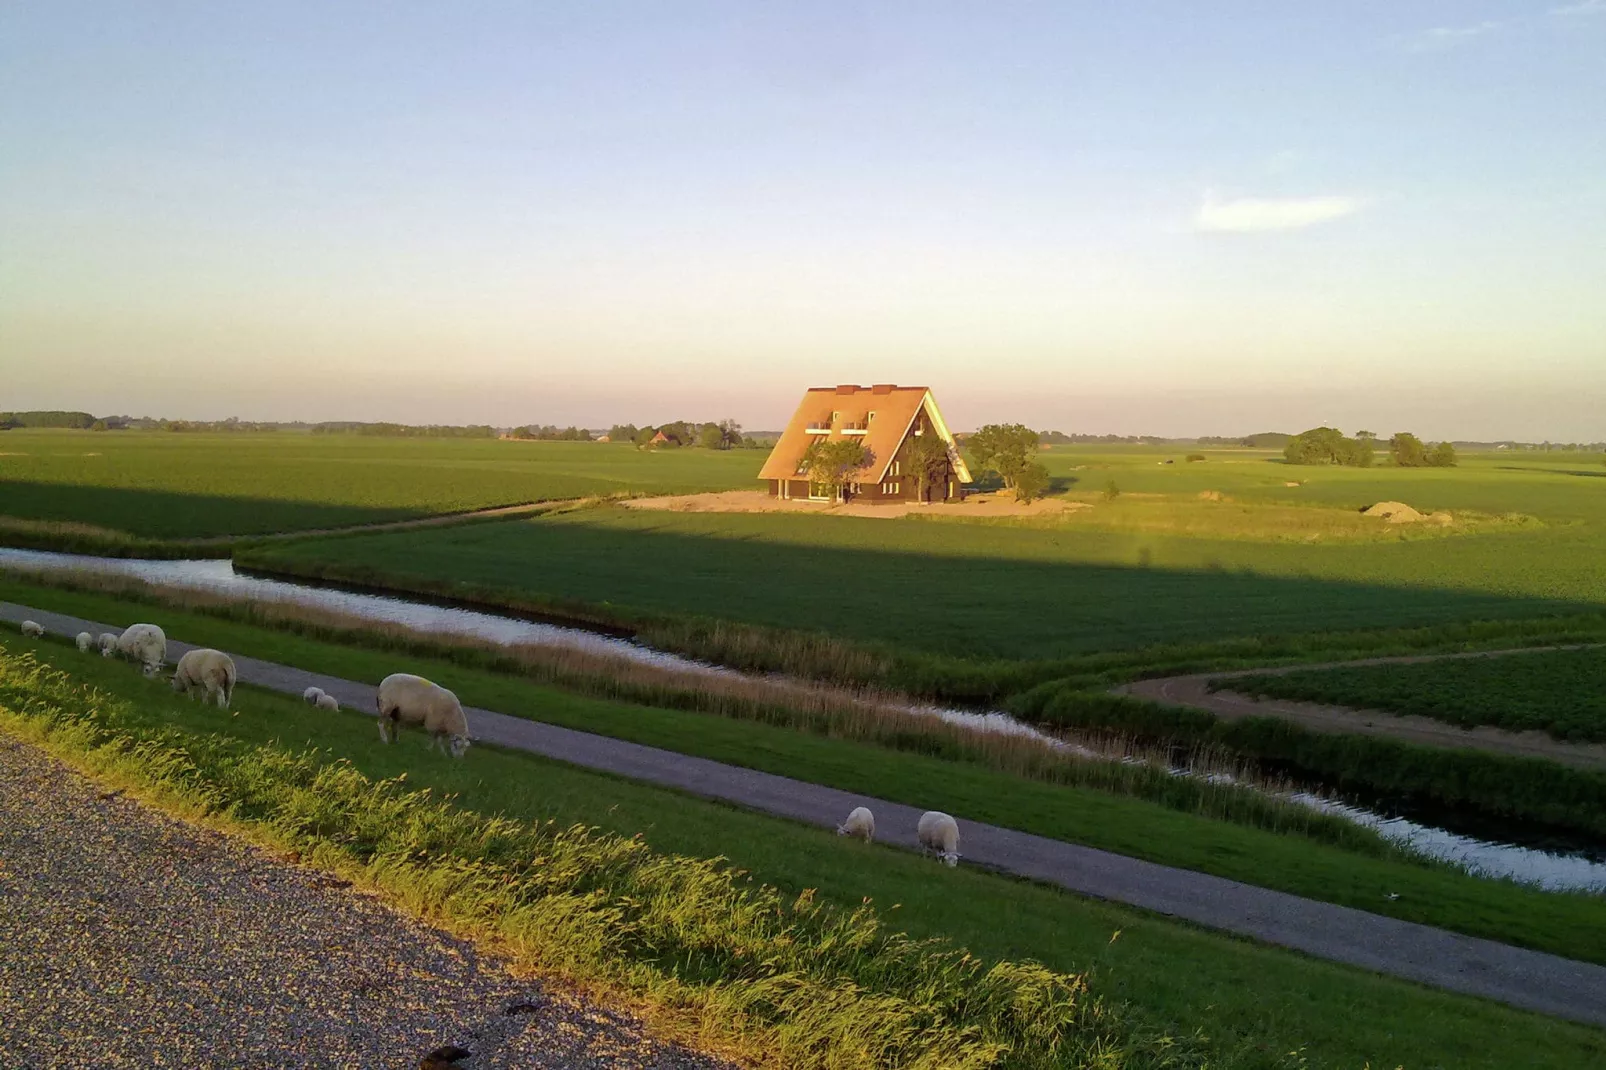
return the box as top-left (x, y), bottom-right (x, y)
top-left (242, 512), bottom-right (1605, 660)
top-left (0, 480), bottom-right (431, 540)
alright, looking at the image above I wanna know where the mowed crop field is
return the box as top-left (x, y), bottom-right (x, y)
top-left (1232, 647), bottom-right (1606, 743)
top-left (247, 449), bottom-right (1606, 659)
top-left (0, 431), bottom-right (758, 538)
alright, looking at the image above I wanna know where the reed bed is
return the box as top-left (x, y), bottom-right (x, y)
top-left (0, 650), bottom-right (1201, 1070)
top-left (1, 565), bottom-right (1399, 855)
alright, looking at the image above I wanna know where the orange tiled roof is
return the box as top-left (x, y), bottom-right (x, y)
top-left (757, 384), bottom-right (971, 483)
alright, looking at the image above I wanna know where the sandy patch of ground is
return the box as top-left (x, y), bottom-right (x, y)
top-left (621, 489), bottom-right (1086, 519)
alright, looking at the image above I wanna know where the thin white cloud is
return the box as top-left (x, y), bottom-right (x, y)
top-left (1551, 0), bottom-right (1606, 14)
top-left (1397, 20), bottom-right (1503, 51)
top-left (1194, 194), bottom-right (1367, 233)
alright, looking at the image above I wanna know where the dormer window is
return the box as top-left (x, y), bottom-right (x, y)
top-left (831, 411), bottom-right (840, 422)
top-left (868, 411), bottom-right (876, 421)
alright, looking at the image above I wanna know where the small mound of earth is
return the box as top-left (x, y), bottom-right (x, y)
top-left (1284, 481), bottom-right (1301, 487)
top-left (1197, 490), bottom-right (1225, 501)
top-left (1364, 501), bottom-right (1451, 524)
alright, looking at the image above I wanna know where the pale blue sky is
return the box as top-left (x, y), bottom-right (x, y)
top-left (2, 2), bottom-right (1603, 437)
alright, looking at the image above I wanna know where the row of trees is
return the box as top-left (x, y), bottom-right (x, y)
top-left (1283, 427), bottom-right (1457, 467)
top-left (611, 420), bottom-right (770, 450)
top-left (508, 425), bottom-right (591, 441)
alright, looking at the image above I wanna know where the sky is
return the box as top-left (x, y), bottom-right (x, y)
top-left (2, 2), bottom-right (1603, 438)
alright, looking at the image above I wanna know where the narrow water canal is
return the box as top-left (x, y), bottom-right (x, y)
top-left (3, 546), bottom-right (1603, 893)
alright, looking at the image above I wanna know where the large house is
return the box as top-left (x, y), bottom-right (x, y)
top-left (758, 384), bottom-right (971, 503)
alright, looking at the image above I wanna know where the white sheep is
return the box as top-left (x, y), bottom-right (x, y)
top-left (170, 648), bottom-right (237, 709)
top-left (302, 686), bottom-right (326, 705)
top-left (98, 632), bottom-right (118, 657)
top-left (76, 631), bottom-right (94, 652)
top-left (314, 691), bottom-right (339, 713)
top-left (836, 806), bottom-right (875, 843)
top-left (376, 673), bottom-right (471, 758)
top-left (20, 620), bottom-right (45, 638)
top-left (115, 623), bottom-right (167, 677)
top-left (917, 811), bottom-right (961, 867)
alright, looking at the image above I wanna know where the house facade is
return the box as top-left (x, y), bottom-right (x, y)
top-left (758, 384), bottom-right (971, 503)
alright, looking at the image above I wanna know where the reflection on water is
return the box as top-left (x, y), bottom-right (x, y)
top-left (2, 546), bottom-right (1602, 894)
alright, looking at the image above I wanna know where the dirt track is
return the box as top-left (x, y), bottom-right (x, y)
top-left (621, 488), bottom-right (1082, 519)
top-left (1116, 645), bottom-right (1606, 770)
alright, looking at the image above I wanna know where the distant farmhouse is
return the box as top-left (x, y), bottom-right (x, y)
top-left (759, 384), bottom-right (971, 503)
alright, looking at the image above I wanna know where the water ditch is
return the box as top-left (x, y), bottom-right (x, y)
top-left (2, 545), bottom-right (1603, 893)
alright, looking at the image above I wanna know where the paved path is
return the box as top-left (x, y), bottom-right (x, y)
top-left (1117, 645), bottom-right (1606, 770)
top-left (0, 729), bottom-right (727, 1070)
top-left (7, 602), bottom-right (1606, 1030)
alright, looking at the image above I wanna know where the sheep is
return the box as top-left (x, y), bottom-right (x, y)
top-left (917, 811), bottom-right (961, 867)
top-left (20, 620), bottom-right (45, 638)
top-left (76, 631), bottom-right (94, 653)
top-left (302, 686), bottom-right (326, 705)
top-left (376, 673), bottom-right (471, 758)
top-left (170, 648), bottom-right (237, 709)
top-left (314, 691), bottom-right (339, 713)
top-left (114, 623), bottom-right (167, 677)
top-left (836, 806), bottom-right (875, 843)
top-left (98, 632), bottom-right (118, 657)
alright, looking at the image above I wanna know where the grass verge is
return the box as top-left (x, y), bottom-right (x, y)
top-left (0, 645), bottom-right (1186, 1070)
top-left (7, 636), bottom-right (1606, 1069)
top-left (5, 574), bottom-right (1606, 967)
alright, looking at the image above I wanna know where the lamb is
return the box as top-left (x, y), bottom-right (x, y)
top-left (170, 648), bottom-right (237, 709)
top-left (375, 673), bottom-right (471, 758)
top-left (314, 691), bottom-right (339, 713)
top-left (836, 806), bottom-right (875, 843)
top-left (114, 623), bottom-right (167, 677)
top-left (917, 811), bottom-right (961, 867)
top-left (98, 632), bottom-right (118, 657)
top-left (302, 686), bottom-right (326, 705)
top-left (20, 620), bottom-right (44, 638)
top-left (76, 631), bottom-right (95, 652)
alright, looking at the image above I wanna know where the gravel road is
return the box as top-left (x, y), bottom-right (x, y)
top-left (6, 601), bottom-right (1606, 1030)
top-left (0, 732), bottom-right (732, 1070)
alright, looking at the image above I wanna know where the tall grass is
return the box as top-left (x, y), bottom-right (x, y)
top-left (1013, 681), bottom-right (1606, 840)
top-left (0, 649), bottom-right (1201, 1070)
top-left (0, 565), bottom-right (1400, 855)
top-left (0, 516), bottom-right (222, 558)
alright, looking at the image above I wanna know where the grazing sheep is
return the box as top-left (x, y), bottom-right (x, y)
top-left (98, 632), bottom-right (118, 657)
top-left (376, 673), bottom-right (472, 758)
top-left (170, 648), bottom-right (237, 709)
top-left (917, 811), bottom-right (961, 867)
top-left (315, 691), bottom-right (339, 713)
top-left (76, 631), bottom-right (94, 652)
top-left (115, 623), bottom-right (167, 677)
top-left (836, 806), bottom-right (875, 843)
top-left (302, 686), bottom-right (326, 705)
top-left (20, 620), bottom-right (45, 638)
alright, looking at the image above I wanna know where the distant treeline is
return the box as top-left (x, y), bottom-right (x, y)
top-left (1037, 431), bottom-right (1176, 445)
top-left (312, 421), bottom-right (496, 438)
top-left (608, 421), bottom-right (773, 450)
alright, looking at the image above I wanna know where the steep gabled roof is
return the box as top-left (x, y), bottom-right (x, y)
top-left (757, 384), bottom-right (971, 483)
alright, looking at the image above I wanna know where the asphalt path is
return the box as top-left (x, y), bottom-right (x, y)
top-left (6, 601), bottom-right (1606, 1030)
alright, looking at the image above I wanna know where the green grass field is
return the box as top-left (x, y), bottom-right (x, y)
top-left (5, 575), bottom-right (1603, 968)
top-left (243, 454), bottom-right (1606, 661)
top-left (1232, 647), bottom-right (1606, 743)
top-left (0, 430), bottom-right (757, 539)
top-left (6, 630), bottom-right (1603, 1070)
